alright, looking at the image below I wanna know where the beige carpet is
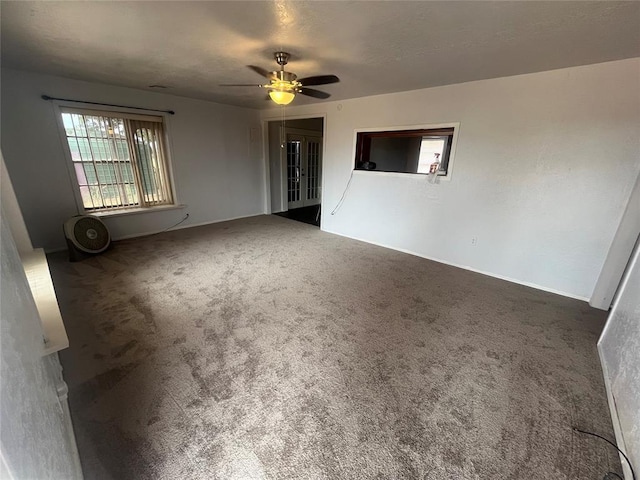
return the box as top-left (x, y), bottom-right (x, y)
top-left (49, 215), bottom-right (621, 479)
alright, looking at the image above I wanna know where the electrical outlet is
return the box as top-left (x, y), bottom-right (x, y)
top-left (471, 237), bottom-right (478, 246)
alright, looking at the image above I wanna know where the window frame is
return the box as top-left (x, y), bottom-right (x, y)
top-left (352, 122), bottom-right (460, 181)
top-left (53, 102), bottom-right (179, 216)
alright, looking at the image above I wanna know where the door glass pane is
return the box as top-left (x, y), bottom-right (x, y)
top-left (287, 140), bottom-right (301, 203)
top-left (307, 140), bottom-right (320, 201)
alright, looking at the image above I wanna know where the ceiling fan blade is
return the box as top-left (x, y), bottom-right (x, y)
top-left (248, 65), bottom-right (276, 80)
top-left (298, 87), bottom-right (331, 99)
top-left (298, 75), bottom-right (340, 86)
top-left (219, 84), bottom-right (263, 87)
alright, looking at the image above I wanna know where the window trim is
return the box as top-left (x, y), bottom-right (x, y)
top-left (53, 101), bottom-right (179, 214)
top-left (352, 122), bottom-right (460, 181)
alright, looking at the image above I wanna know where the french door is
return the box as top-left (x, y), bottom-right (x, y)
top-left (285, 132), bottom-right (322, 209)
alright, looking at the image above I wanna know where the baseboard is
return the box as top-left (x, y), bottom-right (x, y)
top-left (111, 212), bottom-right (264, 241)
top-left (597, 344), bottom-right (632, 479)
top-left (43, 213), bottom-right (266, 253)
top-left (43, 246), bottom-right (68, 254)
top-left (322, 228), bottom-right (590, 302)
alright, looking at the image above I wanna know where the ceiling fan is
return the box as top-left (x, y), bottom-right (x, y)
top-left (220, 51), bottom-right (339, 105)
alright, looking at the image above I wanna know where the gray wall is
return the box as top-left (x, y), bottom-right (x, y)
top-left (598, 238), bottom-right (640, 479)
top-left (369, 136), bottom-right (422, 173)
top-left (0, 212), bottom-right (82, 479)
top-left (1, 68), bottom-right (264, 251)
top-left (286, 118), bottom-right (323, 132)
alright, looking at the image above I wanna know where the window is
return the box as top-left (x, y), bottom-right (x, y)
top-left (60, 108), bottom-right (173, 212)
top-left (355, 126), bottom-right (456, 176)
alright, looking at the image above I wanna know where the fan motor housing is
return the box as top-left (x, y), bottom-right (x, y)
top-left (271, 71), bottom-right (297, 83)
top-left (64, 215), bottom-right (111, 260)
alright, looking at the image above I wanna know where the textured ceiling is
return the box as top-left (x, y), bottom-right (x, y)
top-left (1, 1), bottom-right (639, 110)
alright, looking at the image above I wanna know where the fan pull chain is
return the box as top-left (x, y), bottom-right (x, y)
top-left (280, 104), bottom-right (286, 148)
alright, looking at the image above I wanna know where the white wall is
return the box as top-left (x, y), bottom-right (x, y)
top-left (1, 68), bottom-right (264, 251)
top-left (268, 121), bottom-right (283, 213)
top-left (0, 212), bottom-right (82, 479)
top-left (262, 58), bottom-right (640, 300)
top-left (598, 238), bottom-right (640, 479)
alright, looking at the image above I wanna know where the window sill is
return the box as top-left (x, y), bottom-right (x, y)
top-left (353, 170), bottom-right (451, 181)
top-left (89, 204), bottom-right (187, 219)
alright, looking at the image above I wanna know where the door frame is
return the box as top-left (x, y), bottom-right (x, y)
top-left (282, 127), bottom-right (323, 211)
top-left (261, 113), bottom-right (327, 216)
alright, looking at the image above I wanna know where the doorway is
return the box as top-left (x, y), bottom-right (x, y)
top-left (268, 118), bottom-right (324, 227)
top-left (285, 131), bottom-right (322, 209)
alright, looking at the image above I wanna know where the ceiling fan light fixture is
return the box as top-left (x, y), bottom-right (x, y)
top-left (222, 52), bottom-right (339, 105)
top-left (269, 89), bottom-right (295, 105)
